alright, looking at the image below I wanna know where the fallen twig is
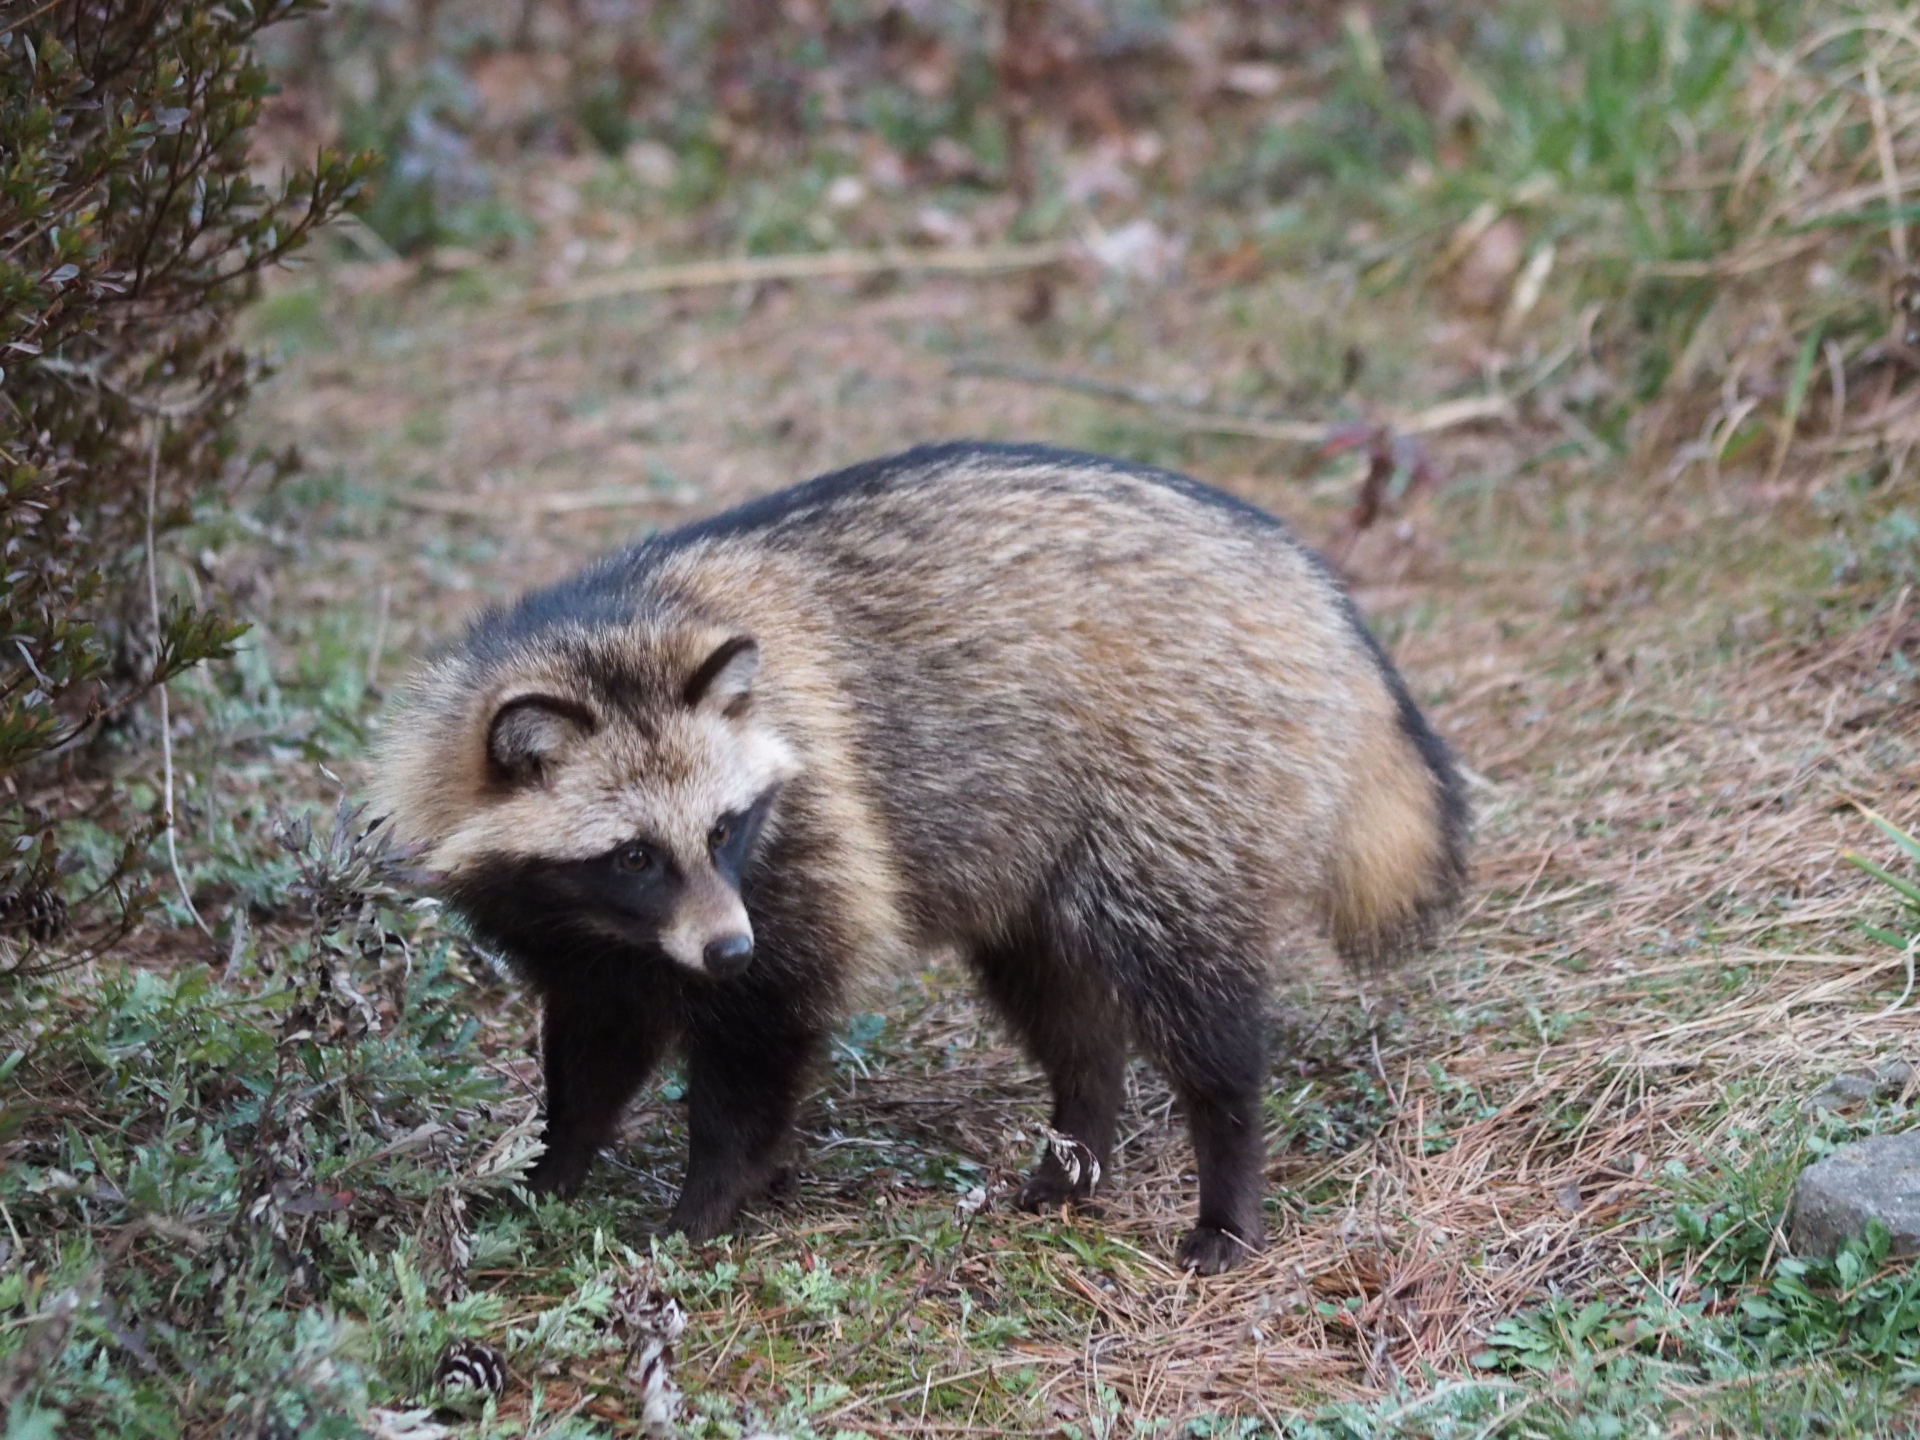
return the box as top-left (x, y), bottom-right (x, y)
top-left (1633, 233), bottom-right (1825, 280)
top-left (523, 242), bottom-right (1072, 310)
top-left (393, 484), bottom-right (700, 518)
top-left (1866, 49), bottom-right (1910, 267)
top-left (1324, 421), bottom-right (1438, 553)
top-left (144, 424), bottom-right (211, 939)
top-left (949, 358), bottom-right (1511, 441)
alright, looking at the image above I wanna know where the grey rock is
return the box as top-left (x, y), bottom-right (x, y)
top-left (1790, 1130), bottom-right (1920, 1258)
top-left (1806, 1072), bottom-right (1879, 1110)
top-left (1803, 1059), bottom-right (1915, 1112)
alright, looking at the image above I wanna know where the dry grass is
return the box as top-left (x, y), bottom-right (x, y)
top-left (235, 202), bottom-right (1920, 1426)
top-left (17, 4), bottom-right (1920, 1435)
top-left (1625, 2), bottom-right (1920, 493)
top-left (163, 3), bottom-right (1920, 1430)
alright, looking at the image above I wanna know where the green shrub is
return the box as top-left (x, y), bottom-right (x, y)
top-left (0, 1), bottom-right (364, 967)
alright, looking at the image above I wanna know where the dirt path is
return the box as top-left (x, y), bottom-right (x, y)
top-left (249, 254), bottom-right (1920, 1423)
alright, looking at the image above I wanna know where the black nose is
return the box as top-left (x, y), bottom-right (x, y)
top-left (703, 933), bottom-right (753, 978)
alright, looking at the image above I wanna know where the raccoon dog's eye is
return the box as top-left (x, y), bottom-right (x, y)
top-left (615, 843), bottom-right (653, 874)
top-left (708, 818), bottom-right (732, 853)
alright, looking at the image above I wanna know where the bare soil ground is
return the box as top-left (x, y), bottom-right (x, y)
top-left (246, 240), bottom-right (1920, 1429)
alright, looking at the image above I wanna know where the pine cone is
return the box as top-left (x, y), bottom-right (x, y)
top-left (432, 1337), bottom-right (507, 1399)
top-left (0, 888), bottom-right (69, 942)
top-left (608, 1283), bottom-right (686, 1345)
top-left (608, 1281), bottom-right (686, 1438)
top-left (419, 1186), bottom-right (471, 1303)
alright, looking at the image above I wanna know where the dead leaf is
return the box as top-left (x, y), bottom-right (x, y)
top-left (1452, 215), bottom-right (1526, 312)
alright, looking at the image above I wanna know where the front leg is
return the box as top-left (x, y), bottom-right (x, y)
top-left (668, 1007), bottom-right (823, 1241)
top-left (526, 986), bottom-right (673, 1199)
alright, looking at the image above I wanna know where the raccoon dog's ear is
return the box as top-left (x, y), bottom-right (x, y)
top-left (683, 635), bottom-right (759, 718)
top-left (487, 695), bottom-right (595, 785)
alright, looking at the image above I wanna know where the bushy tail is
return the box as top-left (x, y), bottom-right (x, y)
top-left (1324, 704), bottom-right (1470, 967)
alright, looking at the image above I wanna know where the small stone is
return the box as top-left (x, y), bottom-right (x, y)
top-left (622, 140), bottom-right (678, 190)
top-left (1879, 1059), bottom-right (1915, 1095)
top-left (1789, 1130), bottom-right (1920, 1258)
top-left (1805, 1071), bottom-right (1879, 1111)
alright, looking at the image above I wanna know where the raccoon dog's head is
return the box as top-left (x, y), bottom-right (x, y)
top-left (384, 625), bottom-right (800, 982)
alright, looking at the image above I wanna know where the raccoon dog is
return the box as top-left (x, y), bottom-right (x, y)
top-left (376, 442), bottom-right (1468, 1274)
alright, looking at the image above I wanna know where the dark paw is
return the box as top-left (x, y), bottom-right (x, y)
top-left (464, 1185), bottom-right (523, 1222)
top-left (667, 1194), bottom-right (743, 1243)
top-left (1177, 1225), bottom-right (1260, 1275)
top-left (523, 1151), bottom-right (587, 1202)
top-left (1014, 1171), bottom-right (1098, 1214)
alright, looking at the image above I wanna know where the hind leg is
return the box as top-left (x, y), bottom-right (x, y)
top-left (971, 937), bottom-right (1128, 1211)
top-left (1137, 966), bottom-right (1269, 1274)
